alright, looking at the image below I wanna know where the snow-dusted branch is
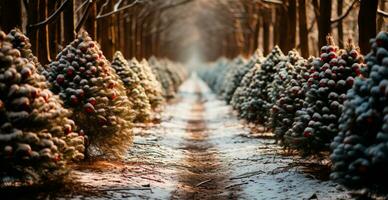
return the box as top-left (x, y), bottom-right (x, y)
top-left (96, 0), bottom-right (141, 20)
top-left (330, 0), bottom-right (359, 24)
top-left (378, 9), bottom-right (388, 18)
top-left (29, 0), bottom-right (70, 28)
top-left (75, 0), bottom-right (93, 32)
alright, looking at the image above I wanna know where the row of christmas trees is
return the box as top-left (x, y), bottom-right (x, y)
top-left (0, 29), bottom-right (187, 186)
top-left (198, 32), bottom-right (388, 188)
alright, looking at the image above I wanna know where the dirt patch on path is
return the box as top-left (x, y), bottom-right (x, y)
top-left (171, 85), bottom-right (239, 200)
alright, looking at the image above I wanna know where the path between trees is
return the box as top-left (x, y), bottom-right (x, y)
top-left (53, 74), bottom-right (350, 200)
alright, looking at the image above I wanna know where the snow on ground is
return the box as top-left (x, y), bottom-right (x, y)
top-left (196, 75), bottom-right (350, 200)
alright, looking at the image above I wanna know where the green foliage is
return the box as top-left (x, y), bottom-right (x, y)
top-left (112, 52), bottom-right (151, 123)
top-left (330, 32), bottom-right (388, 186)
top-left (47, 32), bottom-right (133, 159)
top-left (0, 31), bottom-right (84, 185)
top-left (268, 51), bottom-right (309, 142)
top-left (139, 59), bottom-right (164, 110)
top-left (284, 38), bottom-right (363, 154)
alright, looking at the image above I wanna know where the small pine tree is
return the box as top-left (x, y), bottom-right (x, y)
top-left (330, 32), bottom-right (388, 186)
top-left (0, 31), bottom-right (84, 185)
top-left (238, 46), bottom-right (285, 123)
top-left (139, 59), bottom-right (164, 109)
top-left (269, 50), bottom-right (308, 142)
top-left (46, 32), bottom-right (133, 159)
top-left (284, 37), bottom-right (363, 154)
top-left (231, 59), bottom-right (264, 111)
top-left (6, 29), bottom-right (47, 74)
top-left (148, 57), bottom-right (176, 98)
top-left (222, 56), bottom-right (248, 103)
top-left (112, 53), bottom-right (151, 123)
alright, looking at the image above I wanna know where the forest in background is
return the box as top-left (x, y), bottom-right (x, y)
top-left (0, 0), bottom-right (386, 65)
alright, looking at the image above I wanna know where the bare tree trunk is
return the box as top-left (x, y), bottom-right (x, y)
top-left (110, 9), bottom-right (116, 59)
top-left (273, 7), bottom-right (280, 47)
top-left (48, 0), bottom-right (59, 59)
top-left (358, 0), bottom-right (378, 54)
top-left (263, 9), bottom-right (271, 54)
top-left (0, 0), bottom-right (22, 32)
top-left (234, 19), bottom-right (244, 55)
top-left (63, 0), bottom-right (74, 45)
top-left (377, 0), bottom-right (385, 31)
top-left (337, 0), bottom-right (344, 48)
top-left (288, 0), bottom-right (297, 51)
top-left (136, 18), bottom-right (142, 58)
top-left (318, 0), bottom-right (332, 48)
top-left (84, 1), bottom-right (97, 39)
top-left (253, 14), bottom-right (261, 51)
top-left (38, 0), bottom-right (50, 64)
top-left (298, 0), bottom-right (309, 57)
top-left (130, 12), bottom-right (136, 58)
top-left (27, 0), bottom-right (39, 56)
top-left (124, 14), bottom-right (131, 58)
top-left (279, 5), bottom-right (289, 51)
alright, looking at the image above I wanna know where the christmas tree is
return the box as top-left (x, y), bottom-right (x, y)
top-left (46, 32), bottom-right (133, 159)
top-left (148, 57), bottom-right (175, 98)
top-left (139, 59), bottom-right (164, 110)
top-left (222, 56), bottom-right (248, 104)
top-left (284, 37), bottom-right (363, 154)
top-left (237, 46), bottom-right (285, 123)
top-left (330, 32), bottom-right (388, 186)
top-left (6, 29), bottom-right (47, 75)
top-left (198, 57), bottom-right (227, 92)
top-left (0, 31), bottom-right (84, 185)
top-left (112, 53), bottom-right (152, 123)
top-left (269, 50), bottom-right (308, 142)
top-left (210, 58), bottom-right (232, 95)
top-left (231, 63), bottom-right (262, 112)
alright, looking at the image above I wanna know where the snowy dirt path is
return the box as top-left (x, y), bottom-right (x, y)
top-left (50, 75), bottom-right (351, 200)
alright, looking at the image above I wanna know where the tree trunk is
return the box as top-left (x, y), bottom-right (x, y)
top-left (84, 1), bottom-right (97, 39)
top-left (263, 9), bottom-right (271, 55)
top-left (253, 14), bottom-right (261, 51)
top-left (27, 0), bottom-right (39, 56)
top-left (288, 0), bottom-right (297, 51)
top-left (377, 1), bottom-right (386, 31)
top-left (131, 12), bottom-right (137, 58)
top-left (273, 7), bottom-right (280, 47)
top-left (234, 19), bottom-right (244, 55)
top-left (48, 0), bottom-right (59, 59)
top-left (358, 0), bottom-right (378, 54)
top-left (38, 0), bottom-right (50, 64)
top-left (63, 0), bottom-right (75, 45)
top-left (279, 4), bottom-right (289, 51)
top-left (318, 0), bottom-right (332, 48)
top-left (337, 0), bottom-right (344, 48)
top-left (298, 0), bottom-right (309, 57)
top-left (124, 14), bottom-right (131, 58)
top-left (0, 0), bottom-right (22, 32)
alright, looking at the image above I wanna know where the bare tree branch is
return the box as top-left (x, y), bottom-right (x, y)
top-left (96, 0), bottom-right (140, 20)
top-left (29, 0), bottom-right (70, 28)
top-left (331, 0), bottom-right (358, 23)
top-left (75, 0), bottom-right (90, 13)
top-left (76, 0), bottom-right (93, 32)
top-left (114, 0), bottom-right (124, 10)
top-left (97, 0), bottom-right (110, 17)
top-left (378, 9), bottom-right (388, 17)
top-left (261, 0), bottom-right (282, 5)
top-left (312, 0), bottom-right (319, 18)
